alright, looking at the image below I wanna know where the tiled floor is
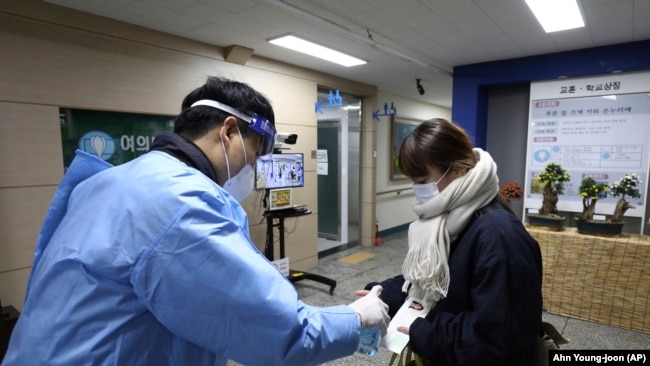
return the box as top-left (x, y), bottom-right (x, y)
top-left (234, 229), bottom-right (650, 365)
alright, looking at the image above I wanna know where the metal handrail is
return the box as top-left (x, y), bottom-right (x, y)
top-left (376, 187), bottom-right (412, 196)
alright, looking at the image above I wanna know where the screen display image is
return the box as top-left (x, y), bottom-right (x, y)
top-left (255, 153), bottom-right (304, 190)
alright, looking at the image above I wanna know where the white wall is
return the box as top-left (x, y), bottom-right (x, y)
top-left (374, 92), bottom-right (451, 231)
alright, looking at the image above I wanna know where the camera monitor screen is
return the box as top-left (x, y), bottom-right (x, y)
top-left (255, 153), bottom-right (304, 190)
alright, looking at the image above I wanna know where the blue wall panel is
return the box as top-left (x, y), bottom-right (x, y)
top-left (452, 40), bottom-right (650, 148)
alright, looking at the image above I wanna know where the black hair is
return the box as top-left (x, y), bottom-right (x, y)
top-left (173, 76), bottom-right (275, 141)
top-left (398, 118), bottom-right (476, 179)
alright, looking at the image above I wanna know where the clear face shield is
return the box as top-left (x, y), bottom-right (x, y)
top-left (190, 99), bottom-right (276, 156)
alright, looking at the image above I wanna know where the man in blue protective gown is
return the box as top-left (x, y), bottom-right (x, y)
top-left (2, 77), bottom-right (389, 366)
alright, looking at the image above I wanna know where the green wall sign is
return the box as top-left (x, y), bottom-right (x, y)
top-left (60, 108), bottom-right (174, 168)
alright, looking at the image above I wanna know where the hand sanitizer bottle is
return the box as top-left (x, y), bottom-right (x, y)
top-left (357, 327), bottom-right (381, 356)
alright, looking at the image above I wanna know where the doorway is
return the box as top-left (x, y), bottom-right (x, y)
top-left (316, 90), bottom-right (361, 255)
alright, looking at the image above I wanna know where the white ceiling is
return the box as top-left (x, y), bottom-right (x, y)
top-left (43, 0), bottom-right (650, 108)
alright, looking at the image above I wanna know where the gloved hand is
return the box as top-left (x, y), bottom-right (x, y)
top-left (348, 285), bottom-right (390, 336)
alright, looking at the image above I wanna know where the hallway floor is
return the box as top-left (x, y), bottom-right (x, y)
top-left (235, 229), bottom-right (650, 365)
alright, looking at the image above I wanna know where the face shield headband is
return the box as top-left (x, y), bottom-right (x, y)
top-left (190, 99), bottom-right (276, 155)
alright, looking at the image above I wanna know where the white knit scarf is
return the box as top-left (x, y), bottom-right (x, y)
top-left (402, 148), bottom-right (499, 307)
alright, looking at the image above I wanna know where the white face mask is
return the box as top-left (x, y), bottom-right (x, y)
top-left (220, 127), bottom-right (254, 202)
top-left (223, 164), bottom-right (255, 202)
top-left (412, 165), bottom-right (452, 204)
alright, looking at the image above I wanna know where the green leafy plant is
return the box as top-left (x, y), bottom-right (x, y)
top-left (609, 173), bottom-right (642, 222)
top-left (537, 162), bottom-right (570, 216)
top-left (578, 177), bottom-right (608, 221)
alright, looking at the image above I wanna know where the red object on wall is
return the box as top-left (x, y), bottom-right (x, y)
top-left (375, 220), bottom-right (384, 247)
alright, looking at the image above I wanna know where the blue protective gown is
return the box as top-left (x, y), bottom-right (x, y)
top-left (3, 150), bottom-right (360, 366)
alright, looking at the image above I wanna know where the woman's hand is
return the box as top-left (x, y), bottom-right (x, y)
top-left (354, 290), bottom-right (370, 297)
top-left (397, 326), bottom-right (409, 334)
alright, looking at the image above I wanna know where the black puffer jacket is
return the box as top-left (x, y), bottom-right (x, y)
top-left (367, 198), bottom-right (543, 365)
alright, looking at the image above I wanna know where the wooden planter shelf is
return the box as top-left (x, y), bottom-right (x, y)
top-left (527, 227), bottom-right (650, 334)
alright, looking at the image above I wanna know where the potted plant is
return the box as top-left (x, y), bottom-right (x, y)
top-left (577, 177), bottom-right (609, 221)
top-left (499, 181), bottom-right (523, 210)
top-left (575, 177), bottom-right (617, 235)
top-left (609, 173), bottom-right (642, 222)
top-left (527, 162), bottom-right (570, 230)
top-left (575, 173), bottom-right (642, 236)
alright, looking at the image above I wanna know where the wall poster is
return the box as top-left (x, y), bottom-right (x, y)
top-left (390, 116), bottom-right (422, 180)
top-left (524, 72), bottom-right (650, 227)
top-left (60, 108), bottom-right (174, 169)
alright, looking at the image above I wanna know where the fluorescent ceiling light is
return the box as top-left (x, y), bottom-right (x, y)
top-left (343, 105), bottom-right (361, 110)
top-left (268, 35), bottom-right (366, 67)
top-left (525, 0), bottom-right (585, 33)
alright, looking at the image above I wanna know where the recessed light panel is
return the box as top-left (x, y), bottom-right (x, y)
top-left (526, 0), bottom-right (585, 33)
top-left (268, 35), bottom-right (366, 67)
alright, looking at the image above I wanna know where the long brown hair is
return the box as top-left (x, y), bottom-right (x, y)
top-left (398, 118), bottom-right (477, 179)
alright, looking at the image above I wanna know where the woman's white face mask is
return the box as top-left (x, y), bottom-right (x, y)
top-left (412, 165), bottom-right (452, 204)
top-left (220, 126), bottom-right (254, 202)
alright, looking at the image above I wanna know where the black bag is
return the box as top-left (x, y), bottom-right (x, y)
top-left (539, 321), bottom-right (570, 366)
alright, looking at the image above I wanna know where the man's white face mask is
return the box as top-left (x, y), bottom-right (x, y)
top-left (220, 126), bottom-right (254, 202)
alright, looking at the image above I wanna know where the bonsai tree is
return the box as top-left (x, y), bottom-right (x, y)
top-left (537, 162), bottom-right (570, 216)
top-left (499, 181), bottom-right (523, 209)
top-left (578, 177), bottom-right (609, 221)
top-left (609, 173), bottom-right (642, 222)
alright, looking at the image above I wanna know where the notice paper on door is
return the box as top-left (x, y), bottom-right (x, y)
top-left (317, 162), bottom-right (328, 175)
top-left (380, 297), bottom-right (430, 354)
